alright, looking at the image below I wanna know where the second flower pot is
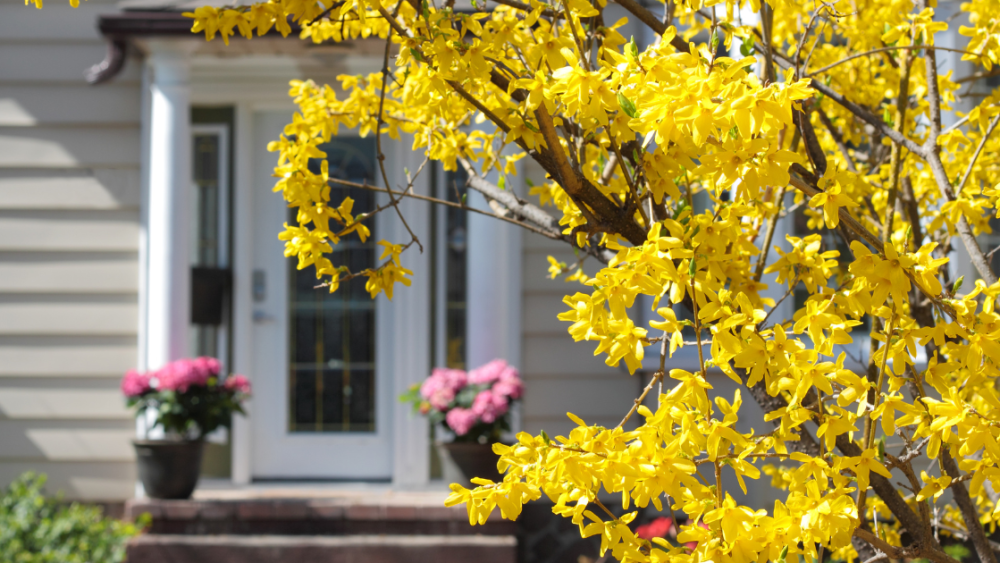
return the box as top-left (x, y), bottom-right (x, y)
top-left (133, 440), bottom-right (204, 499)
top-left (437, 441), bottom-right (503, 487)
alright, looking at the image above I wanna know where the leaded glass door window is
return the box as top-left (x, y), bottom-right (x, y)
top-left (288, 137), bottom-right (378, 433)
top-left (249, 111), bottom-right (392, 480)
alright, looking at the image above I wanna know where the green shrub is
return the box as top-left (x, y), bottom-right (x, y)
top-left (0, 472), bottom-right (146, 563)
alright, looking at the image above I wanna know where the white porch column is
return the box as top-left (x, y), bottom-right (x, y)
top-left (466, 180), bottom-right (523, 370)
top-left (142, 41), bottom-right (195, 372)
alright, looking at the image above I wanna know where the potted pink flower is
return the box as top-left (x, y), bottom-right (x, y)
top-left (401, 359), bottom-right (523, 485)
top-left (121, 357), bottom-right (250, 499)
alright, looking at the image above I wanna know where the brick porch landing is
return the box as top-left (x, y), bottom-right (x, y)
top-left (125, 486), bottom-right (516, 563)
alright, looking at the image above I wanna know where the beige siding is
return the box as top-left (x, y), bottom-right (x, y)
top-left (0, 169), bottom-right (141, 209)
top-left (0, 3), bottom-right (128, 41)
top-left (0, 210), bottom-right (139, 251)
top-left (0, 337), bottom-right (136, 377)
top-left (0, 128), bottom-right (142, 168)
top-left (516, 160), bottom-right (636, 436)
top-left (0, 387), bottom-right (129, 419)
top-left (0, 295), bottom-right (136, 335)
top-left (0, 461), bottom-right (136, 501)
top-left (0, 85), bottom-right (141, 126)
top-left (0, 43), bottom-right (141, 84)
top-left (0, 420), bottom-right (134, 460)
top-left (0, 252), bottom-right (138, 293)
top-left (0, 20), bottom-right (141, 500)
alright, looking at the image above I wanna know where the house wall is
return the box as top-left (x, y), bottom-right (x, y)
top-left (518, 161), bottom-right (645, 438)
top-left (0, 0), bottom-right (142, 500)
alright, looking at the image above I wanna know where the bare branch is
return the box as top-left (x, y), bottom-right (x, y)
top-left (806, 45), bottom-right (980, 78)
top-left (955, 113), bottom-right (1000, 194)
top-left (919, 18), bottom-right (998, 285)
top-left (941, 448), bottom-right (1000, 563)
top-left (607, 0), bottom-right (689, 54)
top-left (375, 0), bottom-right (423, 253)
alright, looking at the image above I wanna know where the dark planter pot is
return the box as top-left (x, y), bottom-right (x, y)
top-left (437, 442), bottom-right (503, 487)
top-left (133, 440), bottom-right (204, 499)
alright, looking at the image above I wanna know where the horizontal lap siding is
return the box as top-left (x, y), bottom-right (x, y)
top-left (0, 22), bottom-right (142, 500)
top-left (517, 160), bottom-right (636, 437)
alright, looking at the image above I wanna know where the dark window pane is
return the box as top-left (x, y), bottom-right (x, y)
top-left (346, 369), bottom-right (375, 430)
top-left (342, 308), bottom-right (374, 364)
top-left (322, 309), bottom-right (345, 364)
top-left (443, 169), bottom-right (468, 369)
top-left (292, 370), bottom-right (317, 427)
top-left (321, 370), bottom-right (344, 430)
top-left (292, 311), bottom-right (318, 364)
top-left (193, 134), bottom-right (221, 268)
top-left (446, 306), bottom-right (466, 369)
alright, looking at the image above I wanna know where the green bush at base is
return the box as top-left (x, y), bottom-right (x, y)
top-left (0, 472), bottom-right (146, 563)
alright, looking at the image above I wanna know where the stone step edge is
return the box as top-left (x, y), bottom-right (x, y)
top-left (126, 499), bottom-right (502, 523)
top-left (130, 534), bottom-right (517, 548)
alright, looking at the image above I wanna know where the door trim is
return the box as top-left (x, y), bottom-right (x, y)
top-left (230, 108), bottom-right (433, 485)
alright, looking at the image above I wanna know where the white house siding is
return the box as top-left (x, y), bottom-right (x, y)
top-left (0, 0), bottom-right (141, 500)
top-left (518, 161), bottom-right (645, 439)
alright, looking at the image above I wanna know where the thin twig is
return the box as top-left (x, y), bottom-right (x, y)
top-left (806, 45), bottom-right (979, 78)
top-left (374, 0), bottom-right (423, 253)
top-left (954, 113), bottom-right (1000, 194)
top-left (616, 371), bottom-right (664, 429)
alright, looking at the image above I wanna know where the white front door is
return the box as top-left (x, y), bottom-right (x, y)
top-left (249, 110), bottom-right (392, 480)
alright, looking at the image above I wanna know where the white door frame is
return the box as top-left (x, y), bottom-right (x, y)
top-left (186, 51), bottom-right (520, 487)
top-left (225, 101), bottom-right (432, 486)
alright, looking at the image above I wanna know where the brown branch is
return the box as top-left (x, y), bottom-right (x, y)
top-left (760, 2), bottom-right (776, 84)
top-left (853, 528), bottom-right (913, 559)
top-left (328, 171), bottom-right (614, 264)
top-left (753, 186), bottom-right (786, 282)
top-left (375, 0), bottom-right (423, 253)
top-left (817, 110), bottom-right (858, 173)
top-left (806, 45), bottom-right (980, 78)
top-left (937, 523), bottom-right (1000, 554)
top-left (919, 15), bottom-right (998, 285)
top-left (607, 0), bottom-right (689, 54)
top-left (883, 48), bottom-right (914, 246)
top-left (488, 0), bottom-right (561, 18)
top-left (955, 113), bottom-right (1000, 194)
top-left (534, 105), bottom-right (647, 244)
top-left (941, 448), bottom-right (1000, 563)
top-left (807, 78), bottom-right (926, 156)
top-left (616, 370), bottom-right (663, 429)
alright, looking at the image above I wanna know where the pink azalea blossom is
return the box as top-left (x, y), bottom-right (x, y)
top-left (427, 386), bottom-right (455, 411)
top-left (120, 369), bottom-right (151, 397)
top-left (420, 368), bottom-right (466, 410)
top-left (193, 356), bottom-right (221, 379)
top-left (436, 368), bottom-right (468, 392)
top-left (445, 407), bottom-right (478, 436)
top-left (492, 365), bottom-right (523, 399)
top-left (468, 359), bottom-right (507, 385)
top-left (224, 374), bottom-right (251, 394)
top-left (155, 358), bottom-right (212, 393)
top-left (471, 390), bottom-right (509, 423)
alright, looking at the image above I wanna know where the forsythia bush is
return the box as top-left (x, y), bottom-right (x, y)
top-left (0, 473), bottom-right (144, 563)
top-left (38, 0), bottom-right (1000, 561)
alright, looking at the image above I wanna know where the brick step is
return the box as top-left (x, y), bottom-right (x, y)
top-left (126, 497), bottom-right (513, 536)
top-left (126, 534), bottom-right (517, 563)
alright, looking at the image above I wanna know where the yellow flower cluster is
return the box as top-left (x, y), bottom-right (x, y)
top-left (35, 0), bottom-right (1000, 559)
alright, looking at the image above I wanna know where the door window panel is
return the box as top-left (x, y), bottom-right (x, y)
top-left (288, 137), bottom-right (377, 433)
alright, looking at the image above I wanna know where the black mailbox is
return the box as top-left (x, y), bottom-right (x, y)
top-left (191, 267), bottom-right (232, 325)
